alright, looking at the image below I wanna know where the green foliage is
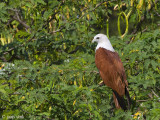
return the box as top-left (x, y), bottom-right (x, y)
top-left (0, 0), bottom-right (160, 119)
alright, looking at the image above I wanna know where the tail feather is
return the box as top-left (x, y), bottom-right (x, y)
top-left (125, 87), bottom-right (132, 109)
top-left (113, 87), bottom-right (132, 111)
top-left (113, 90), bottom-right (127, 111)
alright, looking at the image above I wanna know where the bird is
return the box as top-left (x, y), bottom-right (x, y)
top-left (92, 34), bottom-right (131, 110)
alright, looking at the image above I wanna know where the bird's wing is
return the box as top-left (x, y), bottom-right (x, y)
top-left (95, 48), bottom-right (128, 95)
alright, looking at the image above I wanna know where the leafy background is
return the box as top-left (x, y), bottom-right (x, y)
top-left (0, 0), bottom-right (160, 119)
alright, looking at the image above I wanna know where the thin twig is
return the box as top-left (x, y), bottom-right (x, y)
top-left (142, 26), bottom-right (148, 33)
top-left (151, 90), bottom-right (159, 97)
top-left (91, 70), bottom-right (99, 74)
top-left (151, 90), bottom-right (160, 102)
top-left (136, 100), bottom-right (149, 102)
top-left (154, 10), bottom-right (160, 17)
top-left (156, 87), bottom-right (160, 91)
top-left (0, 98), bottom-right (10, 103)
top-left (3, 35), bottom-right (35, 55)
top-left (92, 1), bottom-right (105, 11)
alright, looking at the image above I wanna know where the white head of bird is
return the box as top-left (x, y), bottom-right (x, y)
top-left (92, 34), bottom-right (115, 52)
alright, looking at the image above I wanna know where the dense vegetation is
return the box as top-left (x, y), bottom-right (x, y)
top-left (0, 0), bottom-right (160, 119)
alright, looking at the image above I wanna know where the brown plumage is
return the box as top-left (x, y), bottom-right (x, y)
top-left (92, 34), bottom-right (131, 110)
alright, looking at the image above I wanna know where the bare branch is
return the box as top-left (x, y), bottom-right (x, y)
top-left (13, 12), bottom-right (30, 30)
top-left (91, 70), bottom-right (99, 74)
top-left (10, 9), bottom-right (31, 32)
top-left (0, 57), bottom-right (7, 62)
top-left (151, 90), bottom-right (159, 97)
top-left (154, 9), bottom-right (160, 17)
top-left (0, 98), bottom-right (10, 103)
top-left (151, 89), bottom-right (160, 102)
top-left (92, 1), bottom-right (105, 11)
top-left (3, 48), bottom-right (15, 55)
top-left (136, 100), bottom-right (149, 102)
top-left (52, 26), bottom-right (65, 33)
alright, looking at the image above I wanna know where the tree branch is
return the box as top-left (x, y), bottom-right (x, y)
top-left (136, 100), bottom-right (149, 102)
top-left (50, 1), bottom-right (108, 34)
top-left (151, 89), bottom-right (160, 102)
top-left (2, 35), bottom-right (35, 56)
top-left (131, 0), bottom-right (158, 35)
top-left (11, 9), bottom-right (31, 32)
top-left (69, 46), bottom-right (80, 54)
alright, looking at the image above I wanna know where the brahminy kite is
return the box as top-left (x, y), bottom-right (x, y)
top-left (92, 34), bottom-right (131, 110)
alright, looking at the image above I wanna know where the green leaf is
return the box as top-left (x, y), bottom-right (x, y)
top-left (144, 59), bottom-right (150, 69)
top-left (36, 0), bottom-right (46, 5)
top-left (0, 84), bottom-right (7, 94)
top-left (151, 60), bottom-right (158, 70)
top-left (43, 9), bottom-right (53, 20)
top-left (0, 3), bottom-right (5, 10)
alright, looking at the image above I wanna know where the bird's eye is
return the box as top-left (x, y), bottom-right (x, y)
top-left (96, 37), bottom-right (100, 39)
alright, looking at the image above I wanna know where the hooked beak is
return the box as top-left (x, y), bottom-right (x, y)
top-left (92, 39), bottom-right (96, 43)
